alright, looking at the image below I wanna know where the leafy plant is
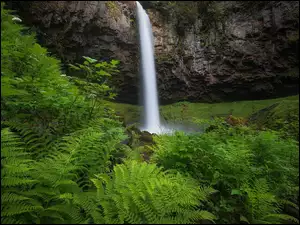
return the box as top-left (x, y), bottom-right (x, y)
top-left (1, 117), bottom-right (127, 224)
top-left (68, 56), bottom-right (120, 100)
top-left (151, 125), bottom-right (299, 224)
top-left (1, 128), bottom-right (41, 224)
top-left (248, 131), bottom-right (299, 198)
top-left (243, 179), bottom-right (299, 224)
top-left (1, 3), bottom-right (98, 137)
top-left (91, 160), bottom-right (216, 224)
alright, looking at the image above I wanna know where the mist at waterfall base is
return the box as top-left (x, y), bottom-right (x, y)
top-left (136, 2), bottom-right (203, 135)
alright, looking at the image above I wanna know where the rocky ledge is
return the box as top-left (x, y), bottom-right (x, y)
top-left (8, 1), bottom-right (299, 104)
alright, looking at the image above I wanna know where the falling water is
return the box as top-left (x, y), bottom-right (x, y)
top-left (136, 2), bottom-right (161, 133)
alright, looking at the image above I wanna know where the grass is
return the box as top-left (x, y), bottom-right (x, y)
top-left (107, 95), bottom-right (299, 124)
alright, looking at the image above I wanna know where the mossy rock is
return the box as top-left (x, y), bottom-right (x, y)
top-left (248, 101), bottom-right (299, 140)
top-left (140, 131), bottom-right (154, 144)
top-left (140, 145), bottom-right (154, 162)
top-left (115, 111), bottom-right (126, 126)
top-left (125, 125), bottom-right (156, 147)
top-left (225, 115), bottom-right (248, 126)
top-left (125, 123), bottom-right (142, 135)
top-left (125, 124), bottom-right (141, 148)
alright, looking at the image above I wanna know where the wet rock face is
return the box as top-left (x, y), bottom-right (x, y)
top-left (149, 1), bottom-right (299, 103)
top-left (9, 1), bottom-right (139, 103)
top-left (9, 1), bottom-right (299, 104)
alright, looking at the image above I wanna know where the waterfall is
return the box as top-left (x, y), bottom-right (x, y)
top-left (136, 2), bottom-right (161, 133)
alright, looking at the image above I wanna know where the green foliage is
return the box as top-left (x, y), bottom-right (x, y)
top-left (56, 118), bottom-right (127, 188)
top-left (1, 119), bottom-right (59, 158)
top-left (1, 118), bottom-right (127, 224)
top-left (68, 57), bottom-right (120, 100)
top-left (92, 160), bottom-right (216, 224)
top-left (1, 3), bottom-right (102, 139)
top-left (249, 101), bottom-right (299, 140)
top-left (249, 131), bottom-right (299, 197)
top-left (151, 126), bottom-right (299, 224)
top-left (1, 128), bottom-right (42, 224)
top-left (110, 95), bottom-right (299, 126)
top-left (106, 1), bottom-right (121, 19)
top-left (243, 178), bottom-right (299, 224)
top-left (1, 3), bottom-right (299, 225)
top-left (1, 5), bottom-right (126, 224)
top-left (2, 5), bottom-right (79, 111)
top-left (2, 126), bottom-right (217, 224)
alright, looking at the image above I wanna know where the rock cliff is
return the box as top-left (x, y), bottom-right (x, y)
top-left (8, 1), bottom-right (299, 104)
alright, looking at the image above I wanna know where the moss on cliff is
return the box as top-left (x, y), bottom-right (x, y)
top-left (155, 53), bottom-right (174, 64)
top-left (278, 67), bottom-right (299, 78)
top-left (287, 31), bottom-right (299, 43)
top-left (106, 1), bottom-right (121, 20)
top-left (149, 1), bottom-right (227, 36)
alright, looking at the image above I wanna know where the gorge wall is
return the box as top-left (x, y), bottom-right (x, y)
top-left (8, 1), bottom-right (299, 104)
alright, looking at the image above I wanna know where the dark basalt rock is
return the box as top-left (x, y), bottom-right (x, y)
top-left (9, 1), bottom-right (299, 104)
top-left (8, 1), bottom-right (140, 104)
top-left (140, 131), bottom-right (154, 144)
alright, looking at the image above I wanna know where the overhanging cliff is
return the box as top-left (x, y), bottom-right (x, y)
top-left (8, 1), bottom-right (299, 104)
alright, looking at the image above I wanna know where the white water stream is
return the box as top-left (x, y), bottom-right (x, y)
top-left (136, 2), bottom-right (164, 134)
top-left (135, 2), bottom-right (203, 135)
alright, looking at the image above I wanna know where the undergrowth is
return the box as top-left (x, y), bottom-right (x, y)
top-left (151, 122), bottom-right (299, 224)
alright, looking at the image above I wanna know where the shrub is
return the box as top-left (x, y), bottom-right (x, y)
top-left (151, 125), bottom-right (299, 223)
top-left (1, 3), bottom-right (120, 143)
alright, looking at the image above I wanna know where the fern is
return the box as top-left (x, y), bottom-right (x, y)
top-left (263, 214), bottom-right (299, 224)
top-left (2, 120), bottom-right (58, 159)
top-left (24, 119), bottom-right (126, 223)
top-left (278, 199), bottom-right (299, 211)
top-left (91, 160), bottom-right (216, 224)
top-left (243, 178), bottom-right (299, 224)
top-left (1, 128), bottom-right (40, 224)
top-left (1, 127), bottom-right (102, 224)
top-left (1, 128), bottom-right (35, 185)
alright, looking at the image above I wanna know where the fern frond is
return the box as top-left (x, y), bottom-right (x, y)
top-left (192, 210), bottom-right (216, 222)
top-left (278, 199), bottom-right (299, 211)
top-left (2, 120), bottom-right (57, 158)
top-left (243, 178), bottom-right (292, 224)
top-left (1, 203), bottom-right (43, 217)
top-left (1, 217), bottom-right (23, 224)
top-left (1, 192), bottom-right (31, 203)
top-left (39, 210), bottom-right (65, 223)
top-left (263, 214), bottom-right (299, 224)
top-left (92, 160), bottom-right (215, 224)
top-left (240, 215), bottom-right (250, 224)
top-left (46, 205), bottom-right (84, 224)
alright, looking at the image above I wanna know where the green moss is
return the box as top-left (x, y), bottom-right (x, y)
top-left (248, 99), bottom-right (299, 140)
top-left (107, 95), bottom-right (299, 128)
top-left (161, 95), bottom-right (299, 122)
top-left (278, 67), bottom-right (299, 78)
top-left (155, 54), bottom-right (174, 64)
top-left (106, 1), bottom-right (121, 19)
top-left (151, 1), bottom-right (226, 36)
top-left (104, 101), bottom-right (142, 125)
top-left (287, 32), bottom-right (299, 43)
